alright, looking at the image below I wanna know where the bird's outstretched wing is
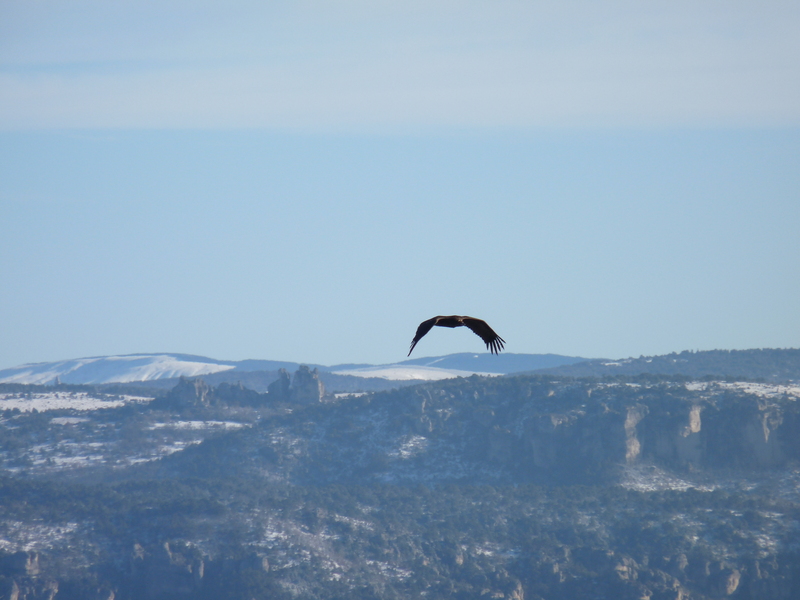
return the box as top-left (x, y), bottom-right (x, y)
top-left (463, 317), bottom-right (506, 354)
top-left (408, 316), bottom-right (440, 356)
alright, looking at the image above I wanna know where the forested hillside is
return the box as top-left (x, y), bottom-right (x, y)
top-left (535, 348), bottom-right (800, 382)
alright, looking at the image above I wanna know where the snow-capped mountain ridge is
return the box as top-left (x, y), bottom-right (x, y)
top-left (5, 349), bottom-right (798, 386)
top-left (0, 352), bottom-right (587, 385)
top-left (0, 354), bottom-right (238, 385)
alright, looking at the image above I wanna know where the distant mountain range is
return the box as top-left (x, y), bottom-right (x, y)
top-left (2, 348), bottom-right (798, 389)
top-left (531, 348), bottom-right (800, 382)
top-left (0, 352), bottom-right (588, 386)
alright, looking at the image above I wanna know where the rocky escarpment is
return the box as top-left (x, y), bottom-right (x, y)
top-left (151, 377), bottom-right (268, 410)
top-left (0, 551), bottom-right (111, 600)
top-left (152, 365), bottom-right (326, 410)
top-left (266, 366), bottom-right (326, 404)
top-left (482, 379), bottom-right (799, 480)
top-left (218, 376), bottom-right (800, 486)
top-left (504, 381), bottom-right (800, 480)
top-left (0, 544), bottom-right (274, 600)
top-left (636, 382), bottom-right (798, 471)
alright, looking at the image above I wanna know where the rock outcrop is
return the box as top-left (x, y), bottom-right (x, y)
top-left (0, 552), bottom-right (39, 577)
top-left (151, 367), bottom-right (327, 411)
top-left (129, 542), bottom-right (204, 599)
top-left (154, 377), bottom-right (270, 410)
top-left (121, 543), bottom-right (271, 600)
top-left (291, 366), bottom-right (325, 404)
top-left (267, 369), bottom-right (291, 402)
top-left (155, 377), bottom-right (212, 409)
top-left (265, 366), bottom-right (326, 404)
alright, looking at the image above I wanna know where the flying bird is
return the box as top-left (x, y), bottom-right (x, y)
top-left (408, 315), bottom-right (505, 356)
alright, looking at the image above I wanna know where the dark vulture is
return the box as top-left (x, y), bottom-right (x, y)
top-left (408, 315), bottom-right (505, 356)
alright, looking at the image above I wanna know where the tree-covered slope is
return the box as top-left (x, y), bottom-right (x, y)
top-left (534, 348), bottom-right (800, 382)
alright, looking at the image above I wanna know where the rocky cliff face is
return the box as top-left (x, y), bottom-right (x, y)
top-left (130, 542), bottom-right (204, 599)
top-left (503, 380), bottom-right (798, 479)
top-left (159, 377), bottom-right (212, 408)
top-left (224, 376), bottom-right (800, 487)
top-left (153, 376), bottom-right (270, 409)
top-left (290, 366), bottom-right (325, 404)
top-left (264, 366), bottom-right (325, 404)
top-left (267, 369), bottom-right (291, 401)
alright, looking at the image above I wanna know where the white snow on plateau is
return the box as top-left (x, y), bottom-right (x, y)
top-left (0, 521), bottom-right (79, 553)
top-left (332, 365), bottom-right (498, 381)
top-left (0, 354), bottom-right (236, 384)
top-left (0, 391), bottom-right (151, 412)
top-left (50, 417), bottom-right (90, 425)
top-left (621, 464), bottom-right (715, 493)
top-left (148, 421), bottom-right (249, 431)
top-left (685, 381), bottom-right (800, 399)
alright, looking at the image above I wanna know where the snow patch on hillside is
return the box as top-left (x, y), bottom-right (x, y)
top-left (685, 381), bottom-right (800, 399)
top-left (332, 365), bottom-right (498, 381)
top-left (0, 354), bottom-right (235, 384)
top-left (149, 421), bottom-right (249, 431)
top-left (0, 391), bottom-right (152, 412)
top-left (0, 521), bottom-right (79, 553)
top-left (621, 464), bottom-right (715, 493)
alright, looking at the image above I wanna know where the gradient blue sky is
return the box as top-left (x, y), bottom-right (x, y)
top-left (1, 1), bottom-right (799, 368)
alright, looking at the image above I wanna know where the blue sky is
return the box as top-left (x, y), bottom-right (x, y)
top-left (1, 1), bottom-right (799, 368)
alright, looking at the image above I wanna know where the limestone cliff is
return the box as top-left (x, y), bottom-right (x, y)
top-left (267, 368), bottom-right (291, 402)
top-left (153, 376), bottom-right (269, 409)
top-left (290, 365), bottom-right (325, 404)
top-left (249, 377), bottom-right (800, 486)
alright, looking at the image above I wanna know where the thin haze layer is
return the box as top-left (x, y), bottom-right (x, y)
top-left (1, 1), bottom-right (798, 129)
